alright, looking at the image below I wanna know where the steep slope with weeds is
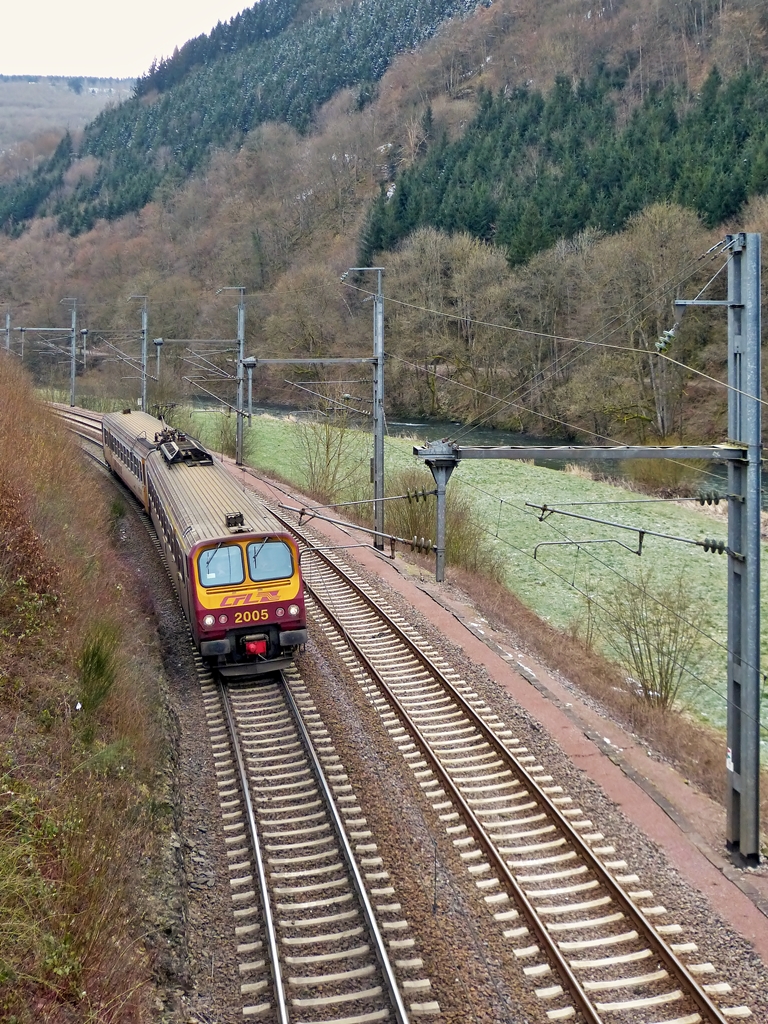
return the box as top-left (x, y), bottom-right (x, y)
top-left (0, 356), bottom-right (170, 1022)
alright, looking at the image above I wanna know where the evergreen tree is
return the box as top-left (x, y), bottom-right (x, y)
top-left (361, 65), bottom-right (768, 267)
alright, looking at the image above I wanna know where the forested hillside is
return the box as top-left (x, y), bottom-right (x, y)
top-left (361, 67), bottom-right (768, 266)
top-left (2, 0), bottom-right (768, 447)
top-left (0, 0), bottom-right (489, 235)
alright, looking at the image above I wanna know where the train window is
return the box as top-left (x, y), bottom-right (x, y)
top-left (197, 544), bottom-right (245, 587)
top-left (247, 539), bottom-right (293, 582)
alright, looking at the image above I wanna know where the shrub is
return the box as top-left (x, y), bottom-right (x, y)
top-left (622, 456), bottom-right (707, 496)
top-left (386, 467), bottom-right (504, 580)
top-left (599, 567), bottom-right (704, 710)
top-left (292, 405), bottom-right (369, 504)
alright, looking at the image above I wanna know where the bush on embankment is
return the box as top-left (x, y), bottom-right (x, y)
top-left (0, 357), bottom-right (165, 1022)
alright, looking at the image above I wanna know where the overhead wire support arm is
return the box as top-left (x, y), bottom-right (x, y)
top-left (183, 376), bottom-right (239, 414)
top-left (291, 488), bottom-right (436, 515)
top-left (449, 443), bottom-right (746, 462)
top-left (279, 503), bottom-right (433, 558)
top-left (533, 536), bottom-right (645, 559)
top-left (526, 502), bottom-right (728, 555)
top-left (251, 356), bottom-right (377, 365)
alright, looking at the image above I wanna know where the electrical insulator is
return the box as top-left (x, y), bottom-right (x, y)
top-left (406, 487), bottom-right (430, 503)
top-left (698, 490), bottom-right (722, 506)
top-left (702, 537), bottom-right (726, 554)
top-left (410, 536), bottom-right (434, 554)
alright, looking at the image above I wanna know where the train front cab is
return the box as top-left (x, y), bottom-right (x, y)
top-left (190, 533), bottom-right (307, 679)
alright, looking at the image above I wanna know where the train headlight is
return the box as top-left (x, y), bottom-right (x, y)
top-left (275, 607), bottom-right (285, 617)
top-left (218, 613), bottom-right (228, 624)
top-left (202, 614), bottom-right (216, 628)
top-left (288, 604), bottom-right (300, 617)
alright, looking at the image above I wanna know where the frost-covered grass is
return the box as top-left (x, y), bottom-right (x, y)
top-left (187, 410), bottom-right (766, 750)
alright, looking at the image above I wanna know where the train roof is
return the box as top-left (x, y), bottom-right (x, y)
top-left (103, 409), bottom-right (167, 447)
top-left (103, 410), bottom-right (212, 463)
top-left (104, 409), bottom-right (285, 547)
top-left (146, 445), bottom-right (285, 549)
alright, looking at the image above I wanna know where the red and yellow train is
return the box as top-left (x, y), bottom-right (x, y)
top-left (102, 410), bottom-right (306, 679)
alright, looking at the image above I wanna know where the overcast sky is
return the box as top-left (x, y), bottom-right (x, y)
top-left (2, 1), bottom-right (253, 79)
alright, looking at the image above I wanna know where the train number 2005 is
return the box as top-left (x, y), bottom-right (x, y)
top-left (234, 609), bottom-right (270, 624)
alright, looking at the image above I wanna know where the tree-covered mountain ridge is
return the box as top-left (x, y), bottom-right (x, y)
top-left (0, 0), bottom-right (490, 235)
top-left (2, 0), bottom-right (768, 448)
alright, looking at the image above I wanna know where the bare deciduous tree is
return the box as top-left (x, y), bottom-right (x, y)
top-left (600, 566), bottom-right (704, 710)
top-left (293, 392), bottom-right (369, 504)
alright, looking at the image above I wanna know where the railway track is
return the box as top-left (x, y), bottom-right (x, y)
top-left (264, 501), bottom-right (753, 1024)
top-left (50, 402), bottom-right (103, 444)
top-left (196, 662), bottom-right (424, 1022)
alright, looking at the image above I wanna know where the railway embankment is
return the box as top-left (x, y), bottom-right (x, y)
top-left (0, 360), bottom-right (182, 1020)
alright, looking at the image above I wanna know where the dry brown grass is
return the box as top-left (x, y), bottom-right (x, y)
top-left (446, 563), bottom-right (768, 823)
top-left (0, 355), bottom-right (163, 1021)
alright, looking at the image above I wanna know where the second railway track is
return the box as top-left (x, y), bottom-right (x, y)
top-left (201, 663), bottom-right (438, 1022)
top-left (265, 499), bottom-right (753, 1024)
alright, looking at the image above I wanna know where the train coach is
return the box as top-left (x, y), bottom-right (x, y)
top-left (102, 409), bottom-right (307, 679)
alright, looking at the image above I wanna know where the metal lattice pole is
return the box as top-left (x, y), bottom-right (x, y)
top-left (373, 270), bottom-right (385, 549)
top-left (236, 288), bottom-right (245, 465)
top-left (725, 232), bottom-right (762, 864)
top-left (68, 301), bottom-right (77, 407)
top-left (342, 266), bottom-right (386, 549)
top-left (140, 301), bottom-right (148, 411)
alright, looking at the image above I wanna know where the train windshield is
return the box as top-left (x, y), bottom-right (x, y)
top-left (247, 539), bottom-right (293, 582)
top-left (198, 544), bottom-right (245, 587)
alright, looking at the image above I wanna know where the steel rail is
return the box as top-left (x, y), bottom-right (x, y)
top-left (268, 506), bottom-right (731, 1024)
top-left (219, 681), bottom-right (290, 1024)
top-left (280, 676), bottom-right (412, 1024)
